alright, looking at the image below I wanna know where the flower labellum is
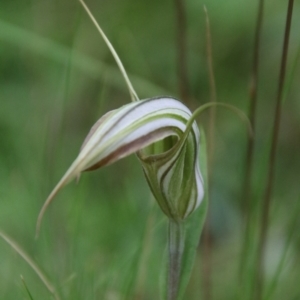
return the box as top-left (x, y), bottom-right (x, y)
top-left (37, 96), bottom-right (204, 233)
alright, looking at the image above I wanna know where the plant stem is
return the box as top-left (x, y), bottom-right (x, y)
top-left (168, 219), bottom-right (185, 300)
top-left (174, 0), bottom-right (190, 106)
top-left (243, 0), bottom-right (264, 218)
top-left (255, 1), bottom-right (294, 299)
top-left (239, 0), bottom-right (264, 292)
top-left (204, 6), bottom-right (217, 174)
top-left (202, 7), bottom-right (216, 300)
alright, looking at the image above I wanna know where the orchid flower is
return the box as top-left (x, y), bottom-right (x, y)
top-left (37, 96), bottom-right (204, 231)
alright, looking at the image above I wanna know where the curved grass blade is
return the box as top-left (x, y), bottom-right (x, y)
top-left (0, 231), bottom-right (60, 300)
top-left (79, 0), bottom-right (139, 102)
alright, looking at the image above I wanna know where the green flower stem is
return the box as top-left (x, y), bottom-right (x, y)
top-left (168, 219), bottom-right (185, 300)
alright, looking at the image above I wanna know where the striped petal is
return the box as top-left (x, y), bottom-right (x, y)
top-left (138, 126), bottom-right (204, 221)
top-left (37, 96), bottom-right (204, 231)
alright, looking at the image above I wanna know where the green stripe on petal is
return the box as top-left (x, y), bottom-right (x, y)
top-left (137, 124), bottom-right (203, 221)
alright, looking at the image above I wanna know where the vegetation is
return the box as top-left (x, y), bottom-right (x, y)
top-left (0, 0), bottom-right (299, 299)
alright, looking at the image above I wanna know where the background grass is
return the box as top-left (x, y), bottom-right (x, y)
top-left (0, 0), bottom-right (300, 299)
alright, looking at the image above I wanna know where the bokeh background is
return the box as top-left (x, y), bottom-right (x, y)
top-left (0, 0), bottom-right (299, 299)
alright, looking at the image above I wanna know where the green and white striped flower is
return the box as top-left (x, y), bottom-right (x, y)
top-left (37, 96), bottom-right (204, 231)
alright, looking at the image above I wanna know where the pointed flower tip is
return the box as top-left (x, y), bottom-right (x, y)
top-left (37, 97), bottom-right (204, 230)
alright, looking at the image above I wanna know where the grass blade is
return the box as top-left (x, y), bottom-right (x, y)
top-left (20, 276), bottom-right (35, 300)
top-left (254, 1), bottom-right (295, 298)
top-left (79, 0), bottom-right (139, 102)
top-left (0, 230), bottom-right (60, 300)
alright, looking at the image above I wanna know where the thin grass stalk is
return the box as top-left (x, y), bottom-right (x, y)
top-left (264, 196), bottom-right (300, 300)
top-left (202, 7), bottom-right (217, 300)
top-left (255, 1), bottom-right (294, 299)
top-left (134, 201), bottom-right (155, 299)
top-left (204, 6), bottom-right (217, 172)
top-left (243, 0), bottom-right (264, 218)
top-left (173, 0), bottom-right (190, 106)
top-left (79, 0), bottom-right (139, 102)
top-left (168, 220), bottom-right (185, 300)
top-left (21, 276), bottom-right (34, 300)
top-left (239, 0), bottom-right (264, 292)
top-left (282, 40), bottom-right (300, 103)
top-left (0, 231), bottom-right (60, 300)
top-left (201, 221), bottom-right (212, 300)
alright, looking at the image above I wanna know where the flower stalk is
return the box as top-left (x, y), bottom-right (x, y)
top-left (168, 220), bottom-right (185, 300)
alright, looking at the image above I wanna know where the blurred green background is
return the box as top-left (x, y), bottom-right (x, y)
top-left (0, 0), bottom-right (299, 299)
